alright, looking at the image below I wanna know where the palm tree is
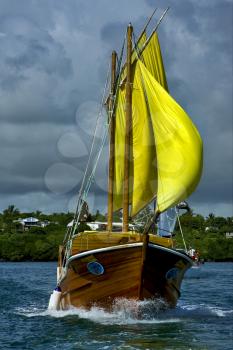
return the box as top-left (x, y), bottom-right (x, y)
top-left (3, 205), bottom-right (20, 233)
top-left (208, 213), bottom-right (215, 220)
top-left (206, 213), bottom-right (215, 224)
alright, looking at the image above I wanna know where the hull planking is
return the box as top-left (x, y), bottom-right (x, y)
top-left (58, 233), bottom-right (192, 310)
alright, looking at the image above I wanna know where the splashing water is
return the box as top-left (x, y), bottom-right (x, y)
top-left (15, 298), bottom-right (180, 324)
top-left (15, 297), bottom-right (233, 326)
top-left (2, 262), bottom-right (233, 350)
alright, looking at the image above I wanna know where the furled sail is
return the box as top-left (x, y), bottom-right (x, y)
top-left (113, 31), bottom-right (203, 216)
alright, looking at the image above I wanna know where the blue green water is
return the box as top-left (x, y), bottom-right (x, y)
top-left (0, 262), bottom-right (232, 349)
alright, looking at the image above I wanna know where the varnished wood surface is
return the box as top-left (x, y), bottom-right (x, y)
top-left (59, 242), bottom-right (191, 310)
top-left (71, 231), bottom-right (173, 255)
top-left (122, 24), bottom-right (133, 232)
top-left (60, 246), bottom-right (141, 309)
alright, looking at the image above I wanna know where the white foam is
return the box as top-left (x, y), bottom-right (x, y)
top-left (15, 298), bottom-right (182, 325)
top-left (179, 303), bottom-right (233, 317)
top-left (206, 306), bottom-right (233, 317)
top-left (16, 298), bottom-right (233, 324)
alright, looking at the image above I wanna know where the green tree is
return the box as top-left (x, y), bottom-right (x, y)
top-left (94, 210), bottom-right (106, 222)
top-left (2, 205), bottom-right (20, 233)
top-left (213, 216), bottom-right (227, 228)
top-left (206, 213), bottom-right (215, 225)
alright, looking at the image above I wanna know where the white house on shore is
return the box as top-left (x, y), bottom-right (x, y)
top-left (14, 217), bottom-right (50, 230)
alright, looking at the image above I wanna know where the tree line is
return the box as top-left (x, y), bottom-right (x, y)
top-left (0, 205), bottom-right (232, 262)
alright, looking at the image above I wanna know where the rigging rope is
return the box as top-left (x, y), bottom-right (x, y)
top-left (63, 63), bottom-right (110, 245)
top-left (62, 65), bottom-right (111, 263)
top-left (176, 207), bottom-right (187, 252)
top-left (116, 36), bottom-right (125, 79)
top-left (73, 32), bottom-right (126, 229)
top-left (62, 31), bottom-right (127, 266)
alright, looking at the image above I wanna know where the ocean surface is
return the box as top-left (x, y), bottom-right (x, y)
top-left (0, 262), bottom-right (232, 350)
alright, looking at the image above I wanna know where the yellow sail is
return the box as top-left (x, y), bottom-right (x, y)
top-left (141, 32), bottom-right (168, 91)
top-left (113, 87), bottom-right (127, 210)
top-left (137, 60), bottom-right (203, 212)
top-left (113, 31), bottom-right (202, 215)
top-left (114, 31), bottom-right (170, 214)
top-left (130, 32), bottom-right (169, 216)
top-left (119, 32), bottom-right (147, 84)
top-left (130, 68), bottom-right (157, 215)
top-left (113, 33), bottom-right (147, 211)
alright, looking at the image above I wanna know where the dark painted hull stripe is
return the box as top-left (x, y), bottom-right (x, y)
top-left (68, 243), bottom-right (193, 265)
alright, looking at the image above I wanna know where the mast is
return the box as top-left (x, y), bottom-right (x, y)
top-left (107, 51), bottom-right (117, 231)
top-left (138, 7), bottom-right (170, 58)
top-left (137, 7), bottom-right (157, 42)
top-left (122, 23), bottom-right (133, 232)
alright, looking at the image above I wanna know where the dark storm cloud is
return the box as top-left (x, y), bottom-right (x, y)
top-left (0, 0), bottom-right (232, 216)
top-left (144, 0), bottom-right (233, 214)
top-left (0, 122), bottom-right (92, 197)
top-left (0, 14), bottom-right (77, 124)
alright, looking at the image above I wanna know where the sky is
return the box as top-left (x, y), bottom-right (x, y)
top-left (0, 0), bottom-right (232, 217)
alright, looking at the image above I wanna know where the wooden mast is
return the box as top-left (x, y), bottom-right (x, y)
top-left (122, 23), bottom-right (133, 233)
top-left (107, 51), bottom-right (117, 232)
top-left (138, 9), bottom-right (169, 298)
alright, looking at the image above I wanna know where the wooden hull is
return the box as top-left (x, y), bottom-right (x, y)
top-left (59, 243), bottom-right (192, 309)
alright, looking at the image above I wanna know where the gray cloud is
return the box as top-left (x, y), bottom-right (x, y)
top-left (0, 0), bottom-right (232, 217)
top-left (144, 0), bottom-right (233, 215)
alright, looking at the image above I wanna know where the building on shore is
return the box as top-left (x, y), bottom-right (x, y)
top-left (13, 217), bottom-right (50, 231)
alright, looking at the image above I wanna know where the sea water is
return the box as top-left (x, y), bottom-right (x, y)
top-left (0, 262), bottom-right (232, 350)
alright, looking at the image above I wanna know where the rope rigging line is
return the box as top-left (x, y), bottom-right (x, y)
top-left (66, 10), bottom-right (170, 244)
top-left (137, 7), bottom-right (170, 59)
top-left (132, 31), bottom-right (146, 66)
top-left (73, 31), bottom-right (127, 222)
top-left (176, 207), bottom-right (187, 252)
top-left (131, 13), bottom-right (171, 229)
top-left (132, 34), bottom-right (163, 231)
top-left (75, 32), bottom-right (126, 229)
top-left (116, 36), bottom-right (125, 80)
top-left (62, 62), bottom-right (111, 246)
top-left (62, 30), bottom-right (127, 264)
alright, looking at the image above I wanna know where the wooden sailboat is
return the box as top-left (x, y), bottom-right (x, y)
top-left (50, 10), bottom-right (203, 310)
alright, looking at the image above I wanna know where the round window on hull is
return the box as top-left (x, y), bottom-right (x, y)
top-left (87, 261), bottom-right (105, 275)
